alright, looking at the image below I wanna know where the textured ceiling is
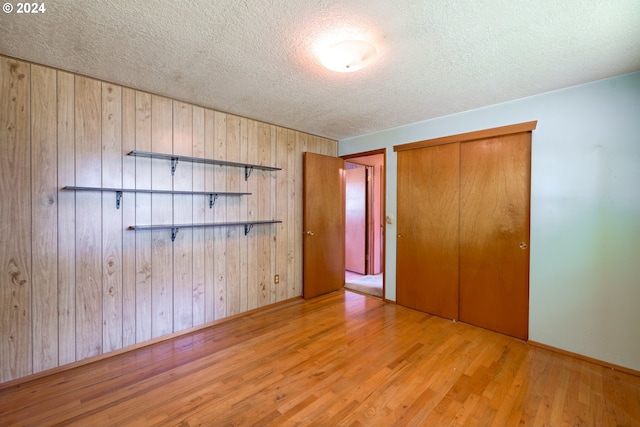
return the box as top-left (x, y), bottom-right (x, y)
top-left (1, 0), bottom-right (639, 140)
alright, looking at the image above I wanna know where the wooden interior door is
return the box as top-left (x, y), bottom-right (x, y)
top-left (459, 132), bottom-right (531, 340)
top-left (303, 152), bottom-right (345, 299)
top-left (396, 143), bottom-right (460, 320)
top-left (345, 166), bottom-right (366, 274)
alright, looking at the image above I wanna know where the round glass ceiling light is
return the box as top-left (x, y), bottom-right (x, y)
top-left (319, 40), bottom-right (377, 73)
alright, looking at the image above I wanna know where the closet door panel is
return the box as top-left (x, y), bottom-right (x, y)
top-left (459, 133), bottom-right (531, 339)
top-left (397, 143), bottom-right (459, 320)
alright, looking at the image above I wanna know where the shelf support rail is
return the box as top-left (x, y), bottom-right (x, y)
top-left (171, 227), bottom-right (179, 242)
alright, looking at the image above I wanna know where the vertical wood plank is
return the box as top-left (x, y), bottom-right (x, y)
top-left (286, 129), bottom-right (297, 299)
top-left (75, 75), bottom-right (103, 360)
top-left (257, 123), bottom-right (271, 307)
top-left (0, 57), bottom-right (32, 382)
top-left (203, 109), bottom-right (216, 323)
top-left (31, 64), bottom-right (58, 373)
top-left (121, 87), bottom-right (137, 348)
top-left (294, 131), bottom-right (308, 299)
top-left (135, 91), bottom-right (152, 343)
top-left (0, 55), bottom-right (345, 384)
top-left (57, 70), bottom-right (76, 365)
top-left (307, 134), bottom-right (319, 154)
top-left (316, 136), bottom-right (324, 155)
top-left (225, 115), bottom-right (241, 316)
top-left (213, 112), bottom-right (227, 320)
top-left (102, 83), bottom-right (123, 353)
top-left (246, 120), bottom-right (259, 310)
top-left (269, 125), bottom-right (278, 303)
top-left (173, 101), bottom-right (194, 331)
top-left (151, 95), bottom-right (173, 338)
top-left (239, 117), bottom-right (249, 313)
top-left (275, 126), bottom-right (288, 302)
top-left (326, 137), bottom-right (339, 156)
top-left (192, 106), bottom-right (206, 327)
top-left (330, 139), bottom-right (338, 156)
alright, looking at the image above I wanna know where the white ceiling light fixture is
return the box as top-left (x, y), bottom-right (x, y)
top-left (319, 40), bottom-right (377, 73)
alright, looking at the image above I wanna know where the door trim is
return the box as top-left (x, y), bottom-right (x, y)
top-left (393, 121), bottom-right (538, 152)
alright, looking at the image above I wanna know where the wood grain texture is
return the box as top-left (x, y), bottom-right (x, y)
top-left (0, 57), bottom-right (338, 383)
top-left (246, 119), bottom-right (259, 311)
top-left (257, 123), bottom-right (272, 307)
top-left (213, 111), bottom-right (227, 320)
top-left (150, 95), bottom-right (173, 338)
top-left (192, 106), bottom-right (206, 327)
top-left (30, 64), bottom-right (58, 373)
top-left (121, 87), bottom-right (137, 348)
top-left (276, 126), bottom-right (289, 302)
top-left (459, 133), bottom-right (531, 340)
top-left (0, 57), bottom-right (32, 382)
top-left (135, 91), bottom-right (153, 343)
top-left (56, 70), bottom-right (76, 366)
top-left (1, 290), bottom-right (637, 426)
top-left (225, 115), bottom-right (241, 316)
top-left (397, 144), bottom-right (460, 320)
top-left (303, 153), bottom-right (345, 299)
top-left (239, 118), bottom-right (249, 313)
top-left (75, 75), bottom-right (103, 360)
top-left (286, 129), bottom-right (297, 299)
top-left (294, 132), bottom-right (307, 300)
top-left (203, 109), bottom-right (216, 323)
top-left (270, 125), bottom-right (278, 303)
top-left (101, 83), bottom-right (123, 353)
top-left (172, 101), bottom-right (194, 331)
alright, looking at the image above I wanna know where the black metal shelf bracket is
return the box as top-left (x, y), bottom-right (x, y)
top-left (244, 223), bottom-right (254, 235)
top-left (209, 194), bottom-right (218, 208)
top-left (171, 158), bottom-right (178, 176)
top-left (244, 166), bottom-right (254, 181)
top-left (171, 227), bottom-right (179, 242)
top-left (115, 191), bottom-right (123, 209)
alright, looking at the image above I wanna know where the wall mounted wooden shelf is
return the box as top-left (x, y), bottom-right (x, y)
top-left (127, 150), bottom-right (281, 179)
top-left (130, 220), bottom-right (283, 241)
top-left (63, 186), bottom-right (250, 209)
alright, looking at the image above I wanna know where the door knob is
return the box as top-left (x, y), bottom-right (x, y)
top-left (397, 233), bottom-right (403, 238)
top-left (305, 231), bottom-right (314, 236)
top-left (519, 242), bottom-right (528, 249)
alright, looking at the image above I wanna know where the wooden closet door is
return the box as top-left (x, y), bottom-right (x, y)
top-left (397, 143), bottom-right (459, 320)
top-left (459, 132), bottom-right (531, 340)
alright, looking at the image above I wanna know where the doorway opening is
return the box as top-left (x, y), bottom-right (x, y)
top-left (342, 150), bottom-right (385, 299)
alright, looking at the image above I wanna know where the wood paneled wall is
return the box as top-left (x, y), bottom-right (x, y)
top-left (0, 56), bottom-right (337, 383)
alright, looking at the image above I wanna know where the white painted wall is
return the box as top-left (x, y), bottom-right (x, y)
top-left (339, 72), bottom-right (640, 371)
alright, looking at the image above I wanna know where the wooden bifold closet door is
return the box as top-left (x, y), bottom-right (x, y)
top-left (395, 123), bottom-right (534, 340)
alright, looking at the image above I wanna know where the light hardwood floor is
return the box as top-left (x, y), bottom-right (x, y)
top-left (1, 290), bottom-right (638, 426)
